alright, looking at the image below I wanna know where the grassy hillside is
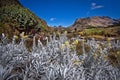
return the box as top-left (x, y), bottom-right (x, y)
top-left (63, 26), bottom-right (120, 40)
top-left (0, 0), bottom-right (48, 39)
top-left (81, 26), bottom-right (120, 40)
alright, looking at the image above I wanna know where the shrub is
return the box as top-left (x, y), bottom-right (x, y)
top-left (0, 33), bottom-right (120, 80)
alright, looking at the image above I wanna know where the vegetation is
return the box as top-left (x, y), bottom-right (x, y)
top-left (108, 48), bottom-right (120, 67)
top-left (0, 4), bottom-right (48, 39)
top-left (0, 1), bottom-right (120, 80)
top-left (75, 27), bottom-right (120, 40)
top-left (84, 28), bottom-right (104, 35)
top-left (0, 33), bottom-right (120, 80)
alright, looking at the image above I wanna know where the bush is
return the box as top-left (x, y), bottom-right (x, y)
top-left (0, 33), bottom-right (120, 80)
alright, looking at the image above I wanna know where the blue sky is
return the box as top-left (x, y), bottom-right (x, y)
top-left (19, 0), bottom-right (120, 27)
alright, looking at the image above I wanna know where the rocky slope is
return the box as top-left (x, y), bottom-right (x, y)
top-left (0, 0), bottom-right (48, 38)
top-left (70, 16), bottom-right (120, 30)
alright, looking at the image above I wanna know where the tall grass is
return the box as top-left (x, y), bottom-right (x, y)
top-left (0, 33), bottom-right (120, 80)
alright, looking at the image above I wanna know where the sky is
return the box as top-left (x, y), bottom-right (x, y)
top-left (19, 0), bottom-right (120, 27)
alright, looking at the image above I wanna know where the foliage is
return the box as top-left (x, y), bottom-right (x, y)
top-left (0, 23), bottom-right (14, 39)
top-left (84, 28), bottom-right (104, 35)
top-left (76, 27), bottom-right (120, 40)
top-left (108, 48), bottom-right (120, 67)
top-left (0, 4), bottom-right (48, 34)
top-left (76, 40), bottom-right (90, 55)
top-left (0, 33), bottom-right (120, 80)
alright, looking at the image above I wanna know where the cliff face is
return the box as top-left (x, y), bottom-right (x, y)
top-left (70, 16), bottom-right (118, 30)
top-left (0, 0), bottom-right (48, 38)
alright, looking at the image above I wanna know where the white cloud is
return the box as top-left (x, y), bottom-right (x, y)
top-left (86, 2), bottom-right (104, 16)
top-left (50, 18), bottom-right (56, 21)
top-left (92, 3), bottom-right (96, 7)
top-left (91, 2), bottom-right (104, 10)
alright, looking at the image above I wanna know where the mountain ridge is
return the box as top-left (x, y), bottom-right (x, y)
top-left (69, 16), bottom-right (120, 30)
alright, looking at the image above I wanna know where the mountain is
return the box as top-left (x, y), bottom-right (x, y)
top-left (0, 0), bottom-right (48, 38)
top-left (70, 16), bottom-right (120, 30)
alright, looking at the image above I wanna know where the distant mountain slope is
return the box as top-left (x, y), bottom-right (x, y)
top-left (0, 0), bottom-right (48, 38)
top-left (70, 16), bottom-right (120, 30)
